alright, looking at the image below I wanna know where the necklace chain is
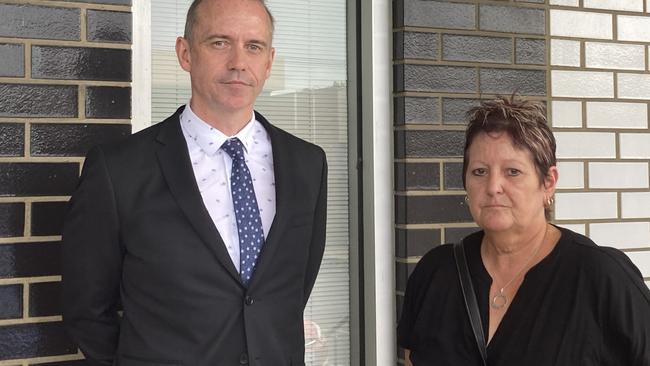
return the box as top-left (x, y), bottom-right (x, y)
top-left (490, 225), bottom-right (549, 310)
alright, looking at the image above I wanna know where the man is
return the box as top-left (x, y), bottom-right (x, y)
top-left (61, 0), bottom-right (327, 365)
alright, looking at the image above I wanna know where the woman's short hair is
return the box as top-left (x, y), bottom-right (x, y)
top-left (462, 95), bottom-right (556, 190)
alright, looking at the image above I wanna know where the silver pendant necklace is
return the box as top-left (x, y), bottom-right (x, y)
top-left (490, 225), bottom-right (548, 310)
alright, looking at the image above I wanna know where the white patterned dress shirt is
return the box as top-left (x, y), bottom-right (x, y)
top-left (180, 104), bottom-right (276, 271)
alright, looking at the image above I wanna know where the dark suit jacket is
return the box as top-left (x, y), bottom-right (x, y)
top-left (62, 107), bottom-right (328, 366)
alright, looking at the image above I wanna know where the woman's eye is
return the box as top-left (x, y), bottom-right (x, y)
top-left (507, 169), bottom-right (521, 176)
top-left (472, 168), bottom-right (487, 176)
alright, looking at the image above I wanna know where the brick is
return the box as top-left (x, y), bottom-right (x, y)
top-left (626, 251), bottom-right (650, 277)
top-left (394, 31), bottom-right (438, 60)
top-left (32, 46), bottom-right (131, 81)
top-left (59, 0), bottom-right (130, 4)
top-left (395, 130), bottom-right (465, 158)
top-left (0, 163), bottom-right (79, 196)
top-left (479, 68), bottom-right (546, 96)
top-left (551, 70), bottom-right (614, 98)
top-left (0, 322), bottom-right (76, 359)
top-left (550, 10), bottom-right (612, 39)
top-left (585, 42), bottom-right (645, 71)
top-left (554, 192), bottom-right (617, 220)
top-left (556, 162), bottom-right (584, 189)
top-left (589, 162), bottom-right (648, 189)
top-left (87, 10), bottom-right (132, 43)
top-left (551, 101), bottom-right (582, 128)
top-left (620, 133), bottom-right (650, 158)
top-left (0, 43), bottom-right (24, 77)
top-left (401, 1), bottom-right (475, 30)
top-left (554, 132), bottom-right (615, 158)
top-left (0, 203), bottom-right (24, 238)
top-left (29, 281), bottom-right (61, 317)
top-left (0, 241), bottom-right (61, 278)
top-left (396, 295), bottom-right (404, 323)
top-left (443, 162), bottom-right (464, 190)
top-left (86, 86), bottom-right (132, 118)
top-left (550, 0), bottom-right (579, 5)
top-left (445, 227), bottom-right (480, 243)
top-left (442, 98), bottom-right (480, 125)
top-left (0, 284), bottom-right (22, 319)
top-left (557, 224), bottom-right (586, 235)
top-left (618, 15), bottom-right (650, 42)
top-left (395, 261), bottom-right (417, 292)
top-left (516, 38), bottom-right (545, 65)
top-left (0, 123), bottom-right (25, 156)
top-left (442, 34), bottom-right (511, 64)
top-left (590, 222), bottom-right (650, 250)
top-left (31, 123), bottom-right (130, 157)
top-left (0, 84), bottom-right (77, 118)
top-left (585, 0), bottom-right (644, 11)
top-left (622, 192), bottom-right (650, 218)
top-left (479, 5), bottom-right (545, 35)
top-left (395, 195), bottom-right (473, 224)
top-left (31, 201), bottom-right (68, 236)
top-left (394, 97), bottom-right (440, 125)
top-left (394, 64), bottom-right (477, 93)
top-left (550, 39), bottom-right (580, 67)
top-left (395, 162), bottom-right (440, 190)
top-left (586, 102), bottom-right (647, 129)
top-left (618, 73), bottom-right (650, 100)
top-left (0, 4), bottom-right (80, 41)
top-left (395, 228), bottom-right (440, 257)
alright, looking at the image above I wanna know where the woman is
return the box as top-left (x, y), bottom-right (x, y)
top-left (397, 96), bottom-right (650, 365)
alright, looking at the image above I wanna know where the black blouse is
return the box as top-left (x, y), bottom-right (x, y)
top-left (397, 227), bottom-right (650, 366)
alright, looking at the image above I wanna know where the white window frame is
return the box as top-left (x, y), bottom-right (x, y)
top-left (130, 1), bottom-right (388, 365)
top-left (132, 0), bottom-right (152, 132)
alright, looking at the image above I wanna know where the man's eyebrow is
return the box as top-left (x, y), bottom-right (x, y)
top-left (204, 34), bottom-right (231, 41)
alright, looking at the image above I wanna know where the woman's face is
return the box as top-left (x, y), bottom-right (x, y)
top-left (465, 131), bottom-right (557, 234)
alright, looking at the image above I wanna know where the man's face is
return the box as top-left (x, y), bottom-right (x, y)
top-left (176, 0), bottom-right (275, 119)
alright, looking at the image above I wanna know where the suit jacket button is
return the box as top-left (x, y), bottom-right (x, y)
top-left (239, 352), bottom-right (249, 364)
top-left (245, 296), bottom-right (254, 305)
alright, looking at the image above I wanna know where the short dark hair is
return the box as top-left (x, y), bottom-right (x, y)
top-left (462, 95), bottom-right (556, 193)
top-left (183, 0), bottom-right (275, 43)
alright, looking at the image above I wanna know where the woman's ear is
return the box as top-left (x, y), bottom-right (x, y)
top-left (544, 166), bottom-right (559, 195)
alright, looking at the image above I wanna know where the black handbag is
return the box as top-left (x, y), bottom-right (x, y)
top-left (453, 240), bottom-right (488, 366)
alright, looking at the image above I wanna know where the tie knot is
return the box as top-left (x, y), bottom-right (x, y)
top-left (221, 138), bottom-right (245, 160)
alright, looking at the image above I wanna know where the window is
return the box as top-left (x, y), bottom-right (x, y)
top-left (150, 1), bottom-right (351, 364)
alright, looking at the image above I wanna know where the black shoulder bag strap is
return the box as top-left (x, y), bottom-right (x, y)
top-left (453, 240), bottom-right (488, 366)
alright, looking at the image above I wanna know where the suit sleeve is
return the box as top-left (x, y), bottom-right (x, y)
top-left (62, 146), bottom-right (123, 366)
top-left (302, 149), bottom-right (328, 306)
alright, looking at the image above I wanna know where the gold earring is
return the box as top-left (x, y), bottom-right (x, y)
top-left (545, 196), bottom-right (554, 208)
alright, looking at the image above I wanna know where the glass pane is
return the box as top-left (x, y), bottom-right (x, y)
top-left (151, 1), bottom-right (350, 365)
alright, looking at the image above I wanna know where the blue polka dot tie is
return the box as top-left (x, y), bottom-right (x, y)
top-left (221, 138), bottom-right (265, 287)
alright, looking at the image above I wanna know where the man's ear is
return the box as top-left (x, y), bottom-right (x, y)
top-left (265, 47), bottom-right (275, 80)
top-left (176, 37), bottom-right (192, 72)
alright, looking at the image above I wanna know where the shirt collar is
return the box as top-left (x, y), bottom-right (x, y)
top-left (180, 103), bottom-right (257, 156)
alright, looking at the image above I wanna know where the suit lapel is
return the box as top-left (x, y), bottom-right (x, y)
top-left (248, 112), bottom-right (294, 289)
top-left (155, 108), bottom-right (242, 285)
